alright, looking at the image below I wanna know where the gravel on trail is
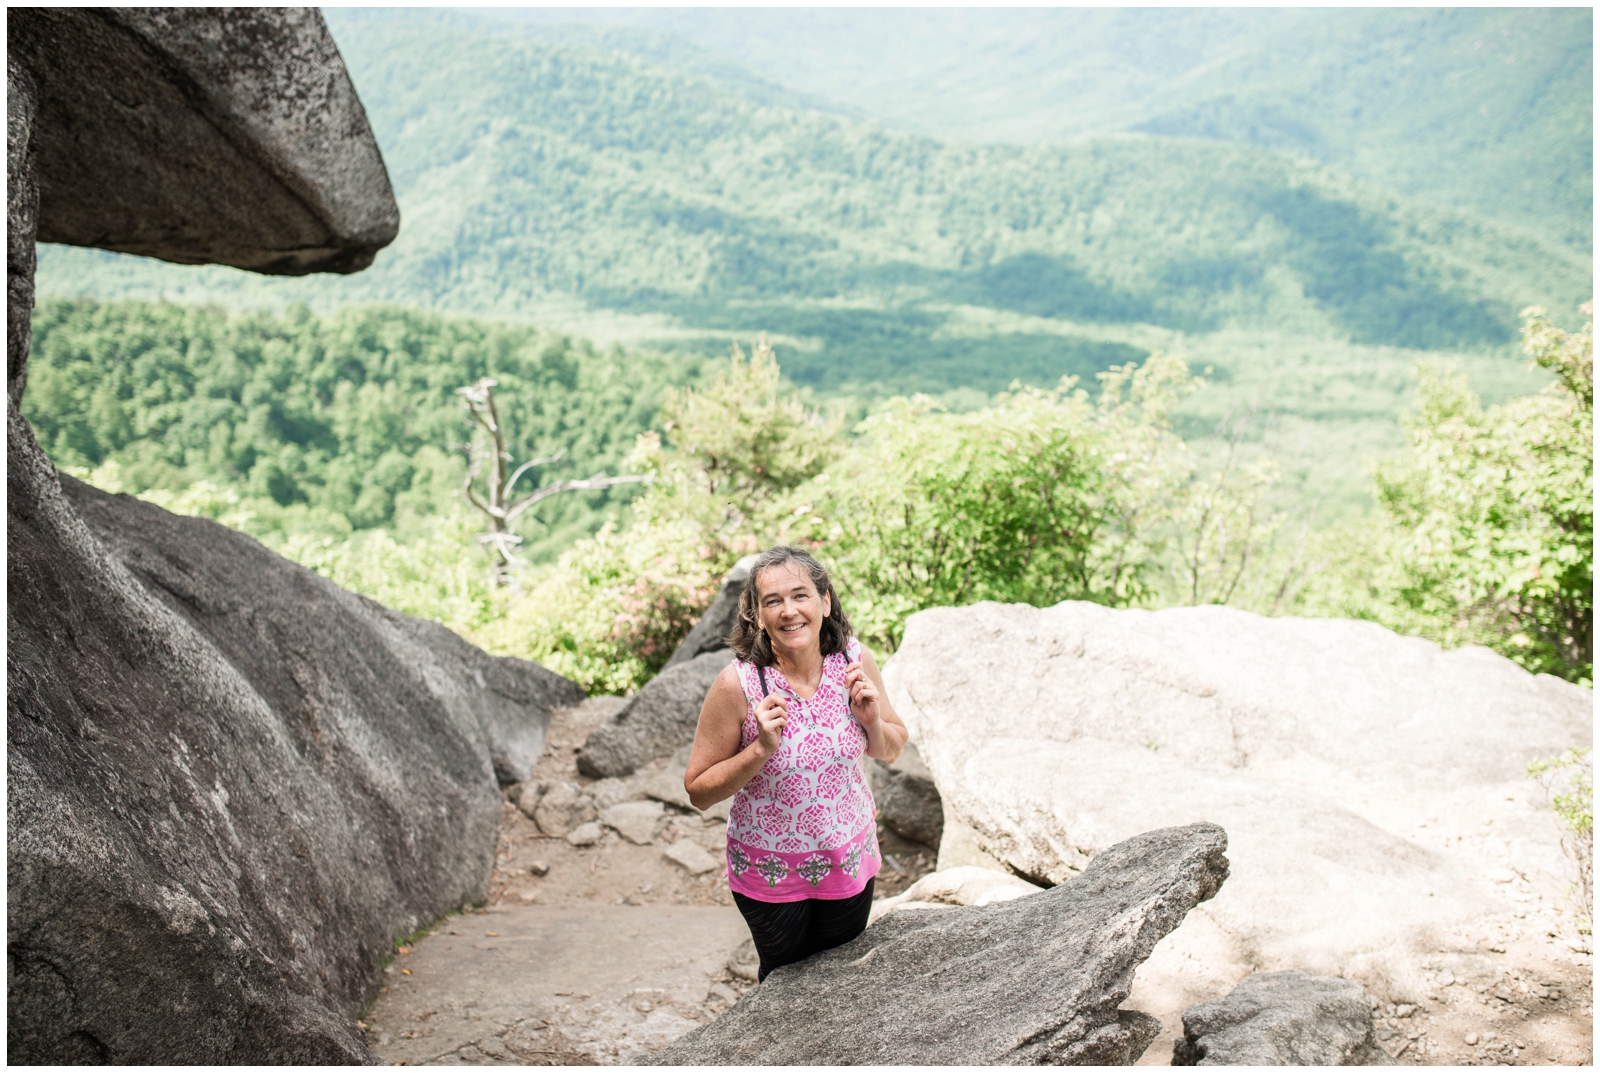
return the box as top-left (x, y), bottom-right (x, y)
top-left (362, 697), bottom-right (936, 1065)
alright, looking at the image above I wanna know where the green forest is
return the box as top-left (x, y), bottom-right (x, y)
top-left (26, 10), bottom-right (1592, 697)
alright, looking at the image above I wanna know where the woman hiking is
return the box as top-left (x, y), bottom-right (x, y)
top-left (684, 546), bottom-right (908, 982)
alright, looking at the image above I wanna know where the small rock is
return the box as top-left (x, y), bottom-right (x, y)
top-left (516, 781), bottom-right (546, 820)
top-left (1173, 970), bottom-right (1386, 1066)
top-left (708, 982), bottom-right (738, 1006)
top-left (590, 776), bottom-right (643, 810)
top-left (566, 822), bottom-right (602, 847)
top-left (664, 841), bottom-right (719, 876)
top-left (601, 800), bottom-right (666, 845)
top-left (1464, 1033), bottom-right (1478, 1046)
top-left (1395, 1003), bottom-right (1414, 1018)
top-left (641, 769), bottom-right (694, 810)
top-left (528, 860), bottom-right (549, 877)
top-left (535, 782), bottom-right (596, 836)
top-left (726, 938), bottom-right (759, 982)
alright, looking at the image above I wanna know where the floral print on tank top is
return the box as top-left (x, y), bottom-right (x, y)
top-left (725, 637), bottom-right (880, 902)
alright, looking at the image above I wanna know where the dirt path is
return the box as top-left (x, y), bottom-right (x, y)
top-left (361, 698), bottom-right (935, 1065)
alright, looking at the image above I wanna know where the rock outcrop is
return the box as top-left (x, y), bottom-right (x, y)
top-left (9, 8), bottom-right (398, 275)
top-left (8, 472), bottom-right (581, 1062)
top-left (6, 10), bottom-right (558, 1064)
top-left (882, 601), bottom-right (1592, 1018)
top-left (648, 823), bottom-right (1230, 1065)
top-left (578, 650), bottom-right (732, 779)
top-left (1173, 971), bottom-right (1388, 1066)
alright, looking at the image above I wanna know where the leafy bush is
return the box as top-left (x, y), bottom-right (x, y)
top-left (1528, 747), bottom-right (1594, 928)
top-left (1310, 304), bottom-right (1592, 683)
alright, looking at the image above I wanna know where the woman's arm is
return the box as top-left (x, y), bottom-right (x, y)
top-left (684, 665), bottom-right (788, 810)
top-left (845, 645), bottom-right (909, 763)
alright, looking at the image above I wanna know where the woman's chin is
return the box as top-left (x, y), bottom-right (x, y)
top-left (772, 627), bottom-right (814, 655)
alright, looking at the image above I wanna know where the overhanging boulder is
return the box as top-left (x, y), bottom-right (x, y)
top-left (9, 8), bottom-right (398, 275)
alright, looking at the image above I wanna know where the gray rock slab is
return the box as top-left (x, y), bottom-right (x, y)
top-left (579, 650), bottom-right (733, 778)
top-left (884, 601), bottom-right (1592, 1004)
top-left (603, 801), bottom-right (667, 845)
top-left (6, 450), bottom-right (580, 1063)
top-left (566, 823), bottom-right (604, 848)
top-left (662, 842), bottom-right (719, 876)
top-left (649, 822), bottom-right (1230, 1065)
top-left (663, 555), bottom-right (757, 669)
top-left (537, 783), bottom-right (598, 837)
top-left (1173, 970), bottom-right (1389, 1066)
top-left (10, 8), bottom-right (398, 275)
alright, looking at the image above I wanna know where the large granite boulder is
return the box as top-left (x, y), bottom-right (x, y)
top-left (1173, 971), bottom-right (1388, 1066)
top-left (882, 601), bottom-right (1592, 1025)
top-left (9, 8), bottom-right (398, 276)
top-left (8, 460), bottom-right (582, 1062)
top-left (577, 650), bottom-right (732, 779)
top-left (648, 823), bottom-right (1230, 1065)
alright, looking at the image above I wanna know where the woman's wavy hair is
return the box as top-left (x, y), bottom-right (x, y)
top-left (727, 546), bottom-right (853, 666)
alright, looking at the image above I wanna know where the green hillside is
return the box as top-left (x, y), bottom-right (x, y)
top-left (32, 12), bottom-right (1587, 523)
top-left (480, 7), bottom-right (1592, 249)
top-left (38, 14), bottom-right (1589, 385)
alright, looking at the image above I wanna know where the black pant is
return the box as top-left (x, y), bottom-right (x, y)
top-left (731, 879), bottom-right (875, 982)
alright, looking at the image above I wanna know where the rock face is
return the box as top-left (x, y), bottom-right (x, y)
top-left (867, 741), bottom-right (944, 848)
top-left (7, 472), bottom-right (581, 1062)
top-left (7, 54), bottom-right (37, 405)
top-left (577, 650), bottom-right (732, 779)
top-left (9, 8), bottom-right (398, 275)
top-left (882, 601), bottom-right (1592, 1012)
top-left (648, 823), bottom-right (1230, 1065)
top-left (662, 555), bottom-right (757, 669)
top-left (1173, 971), bottom-right (1388, 1066)
top-left (6, 12), bottom-right (523, 1063)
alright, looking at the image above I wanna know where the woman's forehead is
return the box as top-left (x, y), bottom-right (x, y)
top-left (756, 562), bottom-right (815, 597)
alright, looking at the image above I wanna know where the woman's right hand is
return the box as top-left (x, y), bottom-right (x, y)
top-left (754, 694), bottom-right (788, 756)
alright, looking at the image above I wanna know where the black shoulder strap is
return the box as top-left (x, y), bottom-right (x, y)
top-left (756, 664), bottom-right (770, 699)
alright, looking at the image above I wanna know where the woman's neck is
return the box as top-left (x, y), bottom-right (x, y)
top-left (772, 647), bottom-right (824, 698)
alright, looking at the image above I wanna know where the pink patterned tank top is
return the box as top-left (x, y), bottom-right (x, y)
top-left (725, 637), bottom-right (880, 902)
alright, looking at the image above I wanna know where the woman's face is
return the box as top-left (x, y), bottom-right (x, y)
top-left (756, 562), bottom-right (830, 662)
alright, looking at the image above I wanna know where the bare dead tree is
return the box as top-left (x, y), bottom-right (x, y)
top-left (455, 378), bottom-right (649, 583)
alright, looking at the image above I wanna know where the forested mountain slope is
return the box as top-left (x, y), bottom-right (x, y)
top-left (24, 300), bottom-right (700, 549)
top-left (37, 13), bottom-right (1590, 401)
top-left (465, 7), bottom-right (1594, 249)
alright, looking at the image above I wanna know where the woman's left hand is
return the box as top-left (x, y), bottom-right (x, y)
top-left (845, 660), bottom-right (880, 729)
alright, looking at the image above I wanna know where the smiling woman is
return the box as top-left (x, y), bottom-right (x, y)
top-left (684, 546), bottom-right (908, 981)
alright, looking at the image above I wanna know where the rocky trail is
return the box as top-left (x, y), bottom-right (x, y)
top-left (360, 697), bottom-right (1592, 1067)
top-left (361, 698), bottom-right (937, 1065)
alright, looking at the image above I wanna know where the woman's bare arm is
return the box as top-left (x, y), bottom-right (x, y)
top-left (684, 665), bottom-right (787, 810)
top-left (847, 646), bottom-right (909, 763)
